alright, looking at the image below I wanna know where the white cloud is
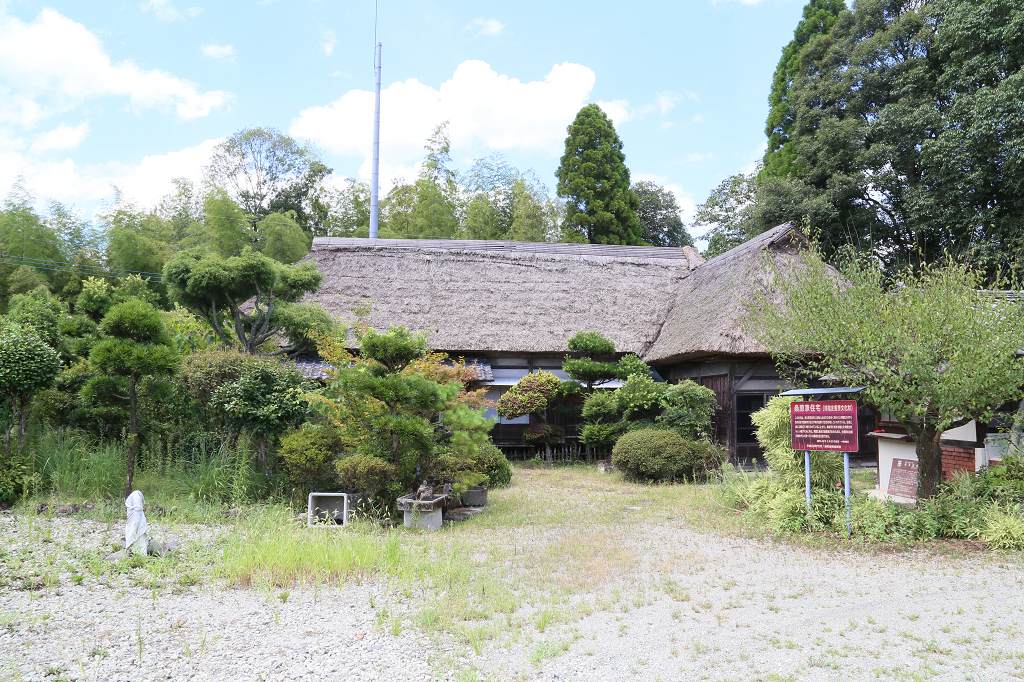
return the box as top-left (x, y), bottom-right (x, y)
top-left (0, 8), bottom-right (231, 128)
top-left (653, 91), bottom-right (682, 115)
top-left (140, 0), bottom-right (202, 22)
top-left (201, 44), bottom-right (236, 61)
top-left (692, 113), bottom-right (704, 124)
top-left (0, 138), bottom-right (220, 213)
top-left (660, 121), bottom-right (673, 130)
top-left (467, 18), bottom-right (505, 36)
top-left (291, 60), bottom-right (595, 186)
top-left (320, 27), bottom-right (337, 56)
top-left (597, 99), bottom-right (633, 126)
top-left (684, 152), bottom-right (715, 164)
top-left (30, 121), bottom-right (90, 153)
top-left (596, 90), bottom-right (696, 125)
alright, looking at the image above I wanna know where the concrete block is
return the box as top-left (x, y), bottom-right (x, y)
top-left (308, 492), bottom-right (349, 527)
top-left (404, 507), bottom-right (442, 532)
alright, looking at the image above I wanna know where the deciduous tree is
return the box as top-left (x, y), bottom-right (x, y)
top-left (745, 245), bottom-right (1024, 499)
top-left (632, 181), bottom-right (693, 248)
top-left (0, 322), bottom-right (60, 452)
top-left (204, 127), bottom-right (331, 235)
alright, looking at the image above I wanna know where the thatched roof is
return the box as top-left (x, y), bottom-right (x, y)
top-left (303, 225), bottom-right (807, 363)
top-left (304, 238), bottom-right (704, 357)
top-left (642, 223), bottom-right (807, 364)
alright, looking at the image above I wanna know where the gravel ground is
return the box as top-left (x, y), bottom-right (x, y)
top-left (0, 513), bottom-right (454, 682)
top-left (484, 522), bottom-right (1024, 682)
top-left (2, 510), bottom-right (1023, 682)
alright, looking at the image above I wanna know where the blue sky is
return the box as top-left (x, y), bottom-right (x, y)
top-left (0, 0), bottom-right (817, 240)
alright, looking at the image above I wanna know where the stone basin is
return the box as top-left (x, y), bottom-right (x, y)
top-left (395, 494), bottom-right (448, 512)
top-left (396, 494), bottom-right (448, 532)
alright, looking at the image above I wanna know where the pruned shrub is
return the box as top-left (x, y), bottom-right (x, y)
top-left (656, 381), bottom-right (719, 441)
top-left (334, 454), bottom-right (399, 498)
top-left (681, 439), bottom-right (725, 482)
top-left (612, 429), bottom-right (674, 481)
top-left (474, 442), bottom-right (512, 488)
top-left (279, 425), bottom-right (346, 493)
top-left (612, 429), bottom-right (723, 483)
top-left (430, 441), bottom-right (512, 493)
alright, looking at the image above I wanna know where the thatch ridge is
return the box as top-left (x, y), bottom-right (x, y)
top-left (642, 223), bottom-right (805, 364)
top-left (314, 237), bottom-right (705, 265)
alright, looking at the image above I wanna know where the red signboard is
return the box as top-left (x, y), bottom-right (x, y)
top-left (790, 400), bottom-right (859, 452)
top-left (887, 458), bottom-right (918, 499)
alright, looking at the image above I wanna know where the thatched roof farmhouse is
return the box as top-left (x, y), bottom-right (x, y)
top-left (302, 223), bottom-right (876, 462)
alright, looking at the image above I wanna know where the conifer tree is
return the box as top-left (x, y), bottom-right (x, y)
top-left (555, 105), bottom-right (641, 245)
top-left (761, 0), bottom-right (845, 179)
top-left (89, 299), bottom-right (178, 498)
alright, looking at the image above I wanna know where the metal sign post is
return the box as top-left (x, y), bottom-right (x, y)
top-left (844, 450), bottom-right (851, 535)
top-left (805, 449), bottom-right (812, 510)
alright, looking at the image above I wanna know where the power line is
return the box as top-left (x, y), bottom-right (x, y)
top-left (0, 257), bottom-right (153, 281)
top-left (0, 254), bottom-right (164, 278)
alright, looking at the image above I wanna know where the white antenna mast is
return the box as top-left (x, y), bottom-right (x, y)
top-left (369, 1), bottom-right (381, 239)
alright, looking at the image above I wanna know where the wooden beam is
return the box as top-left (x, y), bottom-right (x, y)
top-left (731, 359), bottom-right (765, 395)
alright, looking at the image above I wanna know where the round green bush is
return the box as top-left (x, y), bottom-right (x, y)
top-left (611, 429), bottom-right (723, 482)
top-left (612, 429), bottom-right (687, 481)
top-left (334, 454), bottom-right (399, 497)
top-left (279, 425), bottom-right (345, 492)
top-left (680, 439), bottom-right (725, 482)
top-left (473, 442), bottom-right (512, 488)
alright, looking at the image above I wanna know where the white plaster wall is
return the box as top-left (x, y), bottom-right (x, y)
top-left (943, 421), bottom-right (977, 442)
top-left (876, 420), bottom-right (991, 491)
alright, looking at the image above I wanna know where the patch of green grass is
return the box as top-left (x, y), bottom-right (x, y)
top-left (530, 638), bottom-right (570, 664)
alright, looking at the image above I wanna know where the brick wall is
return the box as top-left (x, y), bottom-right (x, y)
top-left (940, 444), bottom-right (975, 480)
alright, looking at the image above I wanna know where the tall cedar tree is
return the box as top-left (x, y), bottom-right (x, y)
top-left (761, 0), bottom-right (845, 180)
top-left (555, 105), bottom-right (642, 245)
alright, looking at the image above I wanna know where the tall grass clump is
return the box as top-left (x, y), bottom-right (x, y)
top-left (218, 505), bottom-right (405, 587)
top-left (168, 434), bottom-right (265, 504)
top-left (29, 428), bottom-right (125, 499)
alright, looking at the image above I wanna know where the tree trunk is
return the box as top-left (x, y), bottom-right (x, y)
top-left (16, 395), bottom-right (26, 452)
top-left (123, 376), bottom-right (139, 500)
top-left (392, 405), bottom-right (400, 467)
top-left (1009, 399), bottom-right (1024, 457)
top-left (257, 439), bottom-right (270, 476)
top-left (913, 423), bottom-right (943, 500)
